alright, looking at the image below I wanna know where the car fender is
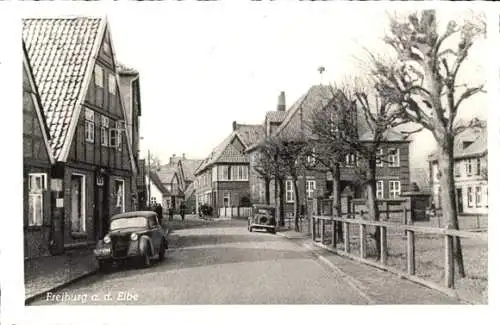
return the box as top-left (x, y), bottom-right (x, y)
top-left (138, 235), bottom-right (154, 256)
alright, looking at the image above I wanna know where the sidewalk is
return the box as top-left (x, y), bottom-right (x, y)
top-left (278, 229), bottom-right (465, 304)
top-left (24, 248), bottom-right (97, 303)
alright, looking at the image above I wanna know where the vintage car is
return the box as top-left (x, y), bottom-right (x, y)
top-left (94, 211), bottom-right (168, 272)
top-left (248, 204), bottom-right (277, 234)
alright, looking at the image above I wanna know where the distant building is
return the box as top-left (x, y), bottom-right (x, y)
top-left (428, 126), bottom-right (488, 215)
top-left (194, 122), bottom-right (264, 216)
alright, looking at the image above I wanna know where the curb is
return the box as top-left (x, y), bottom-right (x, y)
top-left (25, 269), bottom-right (98, 305)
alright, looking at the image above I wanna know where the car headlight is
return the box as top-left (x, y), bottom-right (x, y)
top-left (103, 235), bottom-right (111, 244)
top-left (130, 233), bottom-right (138, 241)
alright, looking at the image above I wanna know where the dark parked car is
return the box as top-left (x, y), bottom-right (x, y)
top-left (94, 211), bottom-right (168, 272)
top-left (248, 204), bottom-right (276, 234)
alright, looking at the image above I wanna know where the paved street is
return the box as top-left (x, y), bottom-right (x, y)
top-left (28, 219), bottom-right (461, 305)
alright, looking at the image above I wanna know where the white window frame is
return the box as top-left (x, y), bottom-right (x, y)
top-left (151, 196), bottom-right (157, 206)
top-left (306, 180), bottom-right (316, 199)
top-left (108, 73), bottom-right (116, 95)
top-left (388, 148), bottom-right (400, 167)
top-left (388, 180), bottom-right (401, 199)
top-left (28, 173), bottom-right (47, 226)
top-left (221, 165), bottom-right (230, 181)
top-left (466, 159), bottom-right (473, 176)
top-left (71, 173), bottom-right (86, 233)
top-left (109, 127), bottom-right (122, 150)
top-left (95, 65), bottom-right (103, 88)
top-left (454, 161), bottom-right (461, 178)
top-left (467, 187), bottom-right (473, 207)
top-left (376, 148), bottom-right (384, 167)
top-left (223, 192), bottom-right (231, 207)
top-left (345, 153), bottom-right (356, 167)
top-left (101, 115), bottom-right (109, 146)
top-left (376, 180), bottom-right (384, 199)
top-left (475, 186), bottom-right (482, 207)
top-left (85, 109), bottom-right (95, 143)
top-left (115, 178), bottom-right (125, 213)
top-left (286, 180), bottom-right (294, 203)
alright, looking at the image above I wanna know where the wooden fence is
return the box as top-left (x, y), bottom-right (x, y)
top-left (218, 206), bottom-right (252, 218)
top-left (311, 213), bottom-right (487, 290)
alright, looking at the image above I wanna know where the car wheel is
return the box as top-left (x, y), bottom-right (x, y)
top-left (269, 228), bottom-right (276, 234)
top-left (248, 226), bottom-right (253, 232)
top-left (98, 260), bottom-right (112, 273)
top-left (158, 239), bottom-right (166, 261)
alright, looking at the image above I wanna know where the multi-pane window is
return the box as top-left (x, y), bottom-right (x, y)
top-left (454, 161), bottom-right (461, 177)
top-left (376, 180), bottom-right (384, 199)
top-left (223, 192), bottom-right (230, 207)
top-left (85, 109), bottom-right (95, 143)
top-left (231, 165), bottom-right (248, 181)
top-left (466, 159), bottom-right (473, 176)
top-left (307, 148), bottom-right (317, 166)
top-left (388, 180), bottom-right (401, 199)
top-left (101, 116), bottom-right (109, 146)
top-left (109, 122), bottom-right (122, 150)
top-left (95, 65), bottom-right (103, 88)
top-left (221, 166), bottom-right (230, 181)
top-left (28, 173), bottom-right (47, 226)
top-left (467, 187), bottom-right (473, 207)
top-left (108, 73), bottom-right (116, 95)
top-left (476, 158), bottom-right (481, 176)
top-left (388, 148), bottom-right (400, 167)
top-left (151, 196), bottom-right (157, 206)
top-left (345, 153), bottom-right (356, 167)
top-left (286, 180), bottom-right (294, 203)
top-left (306, 180), bottom-right (316, 199)
top-left (115, 179), bottom-right (125, 213)
top-left (475, 186), bottom-right (482, 207)
top-left (376, 148), bottom-right (384, 167)
top-left (212, 166), bottom-right (218, 182)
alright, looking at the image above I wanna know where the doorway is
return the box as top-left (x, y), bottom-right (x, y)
top-left (70, 174), bottom-right (85, 233)
top-left (456, 188), bottom-right (464, 214)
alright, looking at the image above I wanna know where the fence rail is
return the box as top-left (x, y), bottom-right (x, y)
top-left (311, 214), bottom-right (487, 290)
top-left (218, 206), bottom-right (252, 218)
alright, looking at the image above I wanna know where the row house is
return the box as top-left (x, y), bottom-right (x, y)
top-left (145, 171), bottom-right (171, 209)
top-left (176, 155), bottom-right (203, 214)
top-left (247, 85), bottom-right (411, 216)
top-left (23, 42), bottom-right (55, 259)
top-left (157, 165), bottom-right (183, 211)
top-left (194, 122), bottom-right (264, 216)
top-left (428, 126), bottom-right (488, 215)
top-left (23, 17), bottom-right (138, 255)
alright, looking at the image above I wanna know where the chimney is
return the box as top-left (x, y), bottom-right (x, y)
top-left (277, 91), bottom-right (286, 111)
top-left (232, 121), bottom-right (237, 131)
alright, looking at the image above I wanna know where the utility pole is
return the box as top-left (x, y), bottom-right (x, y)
top-left (148, 149), bottom-right (151, 208)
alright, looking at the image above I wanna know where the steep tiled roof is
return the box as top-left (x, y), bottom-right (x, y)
top-left (157, 166), bottom-right (177, 184)
top-left (149, 171), bottom-right (170, 195)
top-left (179, 159), bottom-right (203, 182)
top-left (23, 17), bottom-right (104, 159)
top-left (266, 111), bottom-right (288, 123)
top-left (184, 182), bottom-right (195, 199)
top-left (195, 124), bottom-right (264, 174)
top-left (428, 126), bottom-right (487, 161)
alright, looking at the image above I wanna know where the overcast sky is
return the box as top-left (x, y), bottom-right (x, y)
top-left (18, 2), bottom-right (487, 170)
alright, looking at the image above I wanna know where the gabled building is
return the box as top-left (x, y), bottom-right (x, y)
top-left (176, 156), bottom-right (202, 214)
top-left (428, 126), bottom-right (488, 215)
top-left (23, 17), bottom-right (137, 252)
top-left (157, 166), bottom-right (183, 211)
top-left (194, 122), bottom-right (264, 217)
top-left (247, 85), bottom-right (411, 215)
top-left (145, 171), bottom-right (171, 209)
top-left (23, 41), bottom-right (55, 259)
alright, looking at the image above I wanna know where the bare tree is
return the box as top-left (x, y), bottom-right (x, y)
top-left (150, 154), bottom-right (162, 172)
top-left (370, 10), bottom-right (485, 276)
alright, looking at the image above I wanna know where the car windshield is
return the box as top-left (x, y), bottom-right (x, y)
top-left (110, 216), bottom-right (148, 230)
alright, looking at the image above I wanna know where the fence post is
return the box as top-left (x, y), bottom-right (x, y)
top-left (331, 219), bottom-right (336, 248)
top-left (344, 221), bottom-right (350, 253)
top-left (359, 223), bottom-right (366, 259)
top-left (407, 229), bottom-right (415, 275)
top-left (444, 234), bottom-right (455, 288)
top-left (380, 225), bottom-right (387, 265)
top-left (320, 219), bottom-right (325, 244)
top-left (312, 217), bottom-right (316, 242)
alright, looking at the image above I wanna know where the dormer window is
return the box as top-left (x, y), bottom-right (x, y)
top-left (463, 141), bottom-right (473, 150)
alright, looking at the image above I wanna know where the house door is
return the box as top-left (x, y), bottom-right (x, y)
top-left (95, 175), bottom-right (108, 240)
top-left (70, 175), bottom-right (84, 233)
top-left (456, 188), bottom-right (464, 214)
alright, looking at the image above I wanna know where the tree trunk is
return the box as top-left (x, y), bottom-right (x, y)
top-left (332, 162), bottom-right (343, 242)
top-left (366, 156), bottom-right (381, 259)
top-left (438, 136), bottom-right (466, 277)
top-left (265, 177), bottom-right (270, 205)
top-left (278, 177), bottom-right (285, 227)
top-left (292, 175), bottom-right (300, 232)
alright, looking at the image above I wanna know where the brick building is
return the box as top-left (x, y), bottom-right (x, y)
top-left (23, 17), bottom-right (137, 252)
top-left (194, 122), bottom-right (264, 217)
top-left (247, 85), bottom-right (411, 216)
